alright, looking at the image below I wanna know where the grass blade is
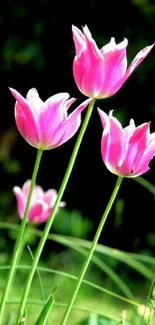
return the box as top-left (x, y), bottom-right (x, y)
top-left (35, 294), bottom-right (55, 325)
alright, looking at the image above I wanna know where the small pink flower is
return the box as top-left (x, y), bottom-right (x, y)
top-left (13, 180), bottom-right (65, 223)
top-left (10, 88), bottom-right (92, 149)
top-left (72, 25), bottom-right (154, 99)
top-left (98, 109), bottom-right (155, 177)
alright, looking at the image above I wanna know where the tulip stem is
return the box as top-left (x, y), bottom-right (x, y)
top-left (16, 99), bottom-right (95, 323)
top-left (60, 175), bottom-right (123, 325)
top-left (0, 148), bottom-right (43, 322)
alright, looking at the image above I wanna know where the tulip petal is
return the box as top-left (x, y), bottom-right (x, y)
top-left (98, 109), bottom-right (123, 171)
top-left (26, 88), bottom-right (43, 114)
top-left (44, 189), bottom-right (57, 206)
top-left (72, 25), bottom-right (85, 56)
top-left (73, 26), bottom-right (105, 98)
top-left (134, 137), bottom-right (155, 176)
top-left (97, 108), bottom-right (109, 128)
top-left (49, 98), bottom-right (92, 148)
top-left (119, 123), bottom-right (150, 175)
top-left (101, 39), bottom-right (128, 96)
top-left (13, 187), bottom-right (26, 218)
top-left (108, 112), bottom-right (123, 169)
top-left (10, 88), bottom-right (41, 146)
top-left (38, 93), bottom-right (70, 147)
top-left (28, 202), bottom-right (45, 223)
top-left (125, 44), bottom-right (154, 80)
top-left (22, 180), bottom-right (31, 195)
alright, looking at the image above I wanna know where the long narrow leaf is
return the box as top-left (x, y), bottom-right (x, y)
top-left (51, 234), bottom-right (154, 280)
top-left (0, 265), bottom-right (140, 307)
top-left (35, 294), bottom-right (54, 325)
top-left (5, 300), bottom-right (132, 325)
top-left (0, 222), bottom-right (154, 280)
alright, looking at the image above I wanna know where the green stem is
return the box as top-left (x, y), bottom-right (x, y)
top-left (16, 99), bottom-right (95, 323)
top-left (134, 176), bottom-right (155, 196)
top-left (0, 148), bottom-right (43, 322)
top-left (60, 175), bottom-right (123, 325)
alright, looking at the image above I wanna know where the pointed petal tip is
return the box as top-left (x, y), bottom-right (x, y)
top-left (9, 88), bottom-right (21, 100)
top-left (82, 25), bottom-right (92, 38)
top-left (72, 24), bottom-right (77, 32)
top-left (72, 25), bottom-right (81, 34)
top-left (97, 108), bottom-right (109, 127)
top-left (13, 186), bottom-right (21, 194)
top-left (9, 87), bottom-right (16, 94)
top-left (109, 110), bottom-right (114, 118)
top-left (97, 107), bottom-right (102, 114)
top-left (27, 88), bottom-right (39, 97)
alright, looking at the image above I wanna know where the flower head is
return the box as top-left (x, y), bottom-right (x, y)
top-left (10, 88), bottom-right (92, 149)
top-left (13, 180), bottom-right (65, 223)
top-left (98, 109), bottom-right (155, 177)
top-left (72, 25), bottom-right (154, 98)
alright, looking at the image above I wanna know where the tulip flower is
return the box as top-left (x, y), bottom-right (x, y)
top-left (72, 25), bottom-right (154, 98)
top-left (9, 88), bottom-right (92, 149)
top-left (98, 109), bottom-right (155, 177)
top-left (13, 180), bottom-right (65, 223)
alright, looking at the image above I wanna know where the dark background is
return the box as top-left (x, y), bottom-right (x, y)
top-left (0, 0), bottom-right (155, 253)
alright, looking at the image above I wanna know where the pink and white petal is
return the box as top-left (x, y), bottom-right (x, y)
top-left (98, 109), bottom-right (112, 168)
top-left (44, 189), bottom-right (57, 206)
top-left (28, 202), bottom-right (44, 223)
top-left (133, 138), bottom-right (155, 175)
top-left (132, 165), bottom-right (150, 177)
top-left (59, 201), bottom-right (66, 207)
top-left (26, 88), bottom-right (43, 114)
top-left (13, 186), bottom-right (26, 218)
top-left (10, 88), bottom-right (36, 116)
top-left (33, 185), bottom-right (44, 199)
top-left (101, 126), bottom-right (110, 167)
top-left (49, 98), bottom-right (92, 148)
top-left (72, 25), bottom-right (85, 56)
top-left (97, 108), bottom-right (109, 128)
top-left (10, 87), bottom-right (41, 146)
top-left (22, 180), bottom-right (31, 196)
top-left (83, 25), bottom-right (103, 61)
top-left (125, 44), bottom-right (154, 80)
top-left (120, 123), bottom-right (150, 174)
top-left (39, 208), bottom-right (52, 223)
top-left (63, 98), bottom-right (77, 112)
top-left (67, 98), bottom-right (92, 120)
top-left (149, 132), bottom-right (155, 141)
top-left (122, 120), bottom-right (136, 150)
top-left (73, 47), bottom-right (105, 98)
top-left (38, 93), bottom-right (70, 146)
top-left (100, 38), bottom-right (117, 54)
top-left (101, 38), bottom-right (128, 55)
top-left (15, 101), bottom-right (41, 146)
top-left (108, 114), bottom-right (124, 168)
top-left (132, 123), bottom-right (150, 169)
top-left (73, 28), bottom-right (105, 98)
top-left (100, 40), bottom-right (128, 95)
top-left (99, 111), bottom-right (126, 174)
top-left (40, 93), bottom-right (70, 122)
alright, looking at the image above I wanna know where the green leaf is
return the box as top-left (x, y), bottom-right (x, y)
top-left (5, 312), bottom-right (15, 325)
top-left (87, 314), bottom-right (98, 325)
top-left (81, 314), bottom-right (118, 325)
top-left (35, 286), bottom-right (57, 325)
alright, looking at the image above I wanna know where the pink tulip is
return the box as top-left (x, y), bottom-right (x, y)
top-left (98, 109), bottom-right (155, 177)
top-left (9, 88), bottom-right (92, 149)
top-left (72, 25), bottom-right (154, 99)
top-left (13, 180), bottom-right (65, 223)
